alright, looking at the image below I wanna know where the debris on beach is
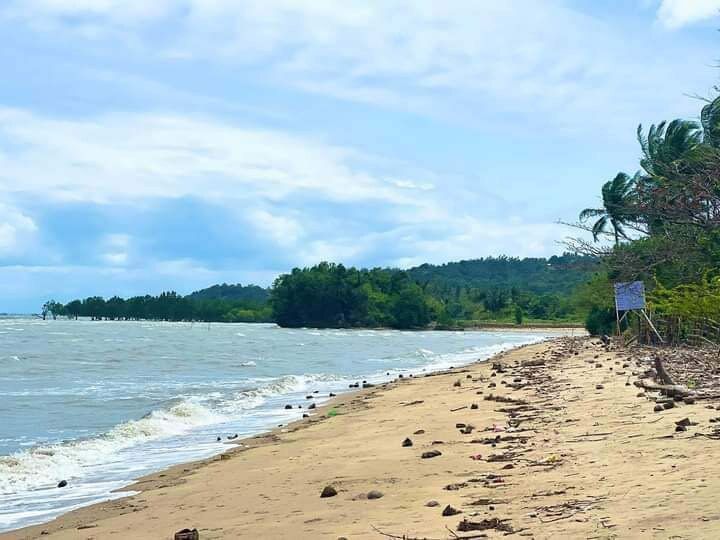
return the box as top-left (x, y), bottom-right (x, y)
top-left (174, 528), bottom-right (199, 540)
top-left (457, 517), bottom-right (514, 533)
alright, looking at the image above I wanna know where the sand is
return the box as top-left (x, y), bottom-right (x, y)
top-left (5, 336), bottom-right (720, 539)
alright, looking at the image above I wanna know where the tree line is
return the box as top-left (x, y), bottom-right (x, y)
top-left (572, 91), bottom-right (720, 336)
top-left (43, 256), bottom-right (595, 329)
top-left (43, 288), bottom-right (272, 323)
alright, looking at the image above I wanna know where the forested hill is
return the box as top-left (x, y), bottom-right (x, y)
top-left (407, 254), bottom-right (598, 296)
top-left (187, 283), bottom-right (270, 303)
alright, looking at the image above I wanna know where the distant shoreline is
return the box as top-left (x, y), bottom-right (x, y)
top-left (5, 315), bottom-right (585, 332)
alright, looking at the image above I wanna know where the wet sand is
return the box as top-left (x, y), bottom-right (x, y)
top-left (5, 336), bottom-right (720, 539)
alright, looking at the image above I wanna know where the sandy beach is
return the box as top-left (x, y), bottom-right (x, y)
top-left (5, 336), bottom-right (720, 539)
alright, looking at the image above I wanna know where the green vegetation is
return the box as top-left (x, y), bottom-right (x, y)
top-left (48, 256), bottom-right (594, 328)
top-left (573, 93), bottom-right (720, 337)
top-left (270, 256), bottom-right (593, 329)
top-left (51, 285), bottom-right (272, 323)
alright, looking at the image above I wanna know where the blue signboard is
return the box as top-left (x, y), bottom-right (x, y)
top-left (614, 281), bottom-right (646, 311)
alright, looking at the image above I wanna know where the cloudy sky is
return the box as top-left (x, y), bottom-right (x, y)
top-left (1, 0), bottom-right (719, 311)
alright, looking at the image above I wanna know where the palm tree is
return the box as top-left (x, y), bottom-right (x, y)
top-left (701, 95), bottom-right (720, 148)
top-left (580, 172), bottom-right (637, 245)
top-left (637, 119), bottom-right (702, 178)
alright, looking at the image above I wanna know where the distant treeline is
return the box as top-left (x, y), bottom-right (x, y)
top-left (44, 286), bottom-right (272, 323)
top-left (44, 254), bottom-right (596, 328)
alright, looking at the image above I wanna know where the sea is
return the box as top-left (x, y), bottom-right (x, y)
top-left (0, 317), bottom-right (568, 531)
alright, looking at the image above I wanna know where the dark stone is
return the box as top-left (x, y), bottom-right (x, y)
top-left (426, 500), bottom-right (440, 507)
top-left (413, 429), bottom-right (425, 435)
top-left (329, 393), bottom-right (336, 397)
top-left (421, 450), bottom-right (442, 459)
top-left (596, 384), bottom-right (604, 390)
top-left (57, 480), bottom-right (68, 488)
top-left (227, 434), bottom-right (238, 440)
top-left (320, 486), bottom-right (338, 498)
top-left (455, 423), bottom-right (466, 428)
top-left (502, 463), bottom-right (514, 469)
top-left (306, 395), bottom-right (314, 399)
top-left (470, 403), bottom-right (479, 410)
top-left (216, 436), bottom-right (222, 442)
top-left (402, 437), bottom-right (413, 447)
top-left (453, 380), bottom-right (461, 387)
top-left (174, 529), bottom-right (199, 540)
top-left (442, 504), bottom-right (462, 517)
top-left (309, 403), bottom-right (316, 410)
top-left (654, 405), bottom-right (664, 412)
top-left (284, 404), bottom-right (292, 410)
top-left (367, 490), bottom-right (384, 499)
top-left (303, 413), bottom-right (309, 418)
top-left (663, 401), bottom-right (675, 410)
top-left (684, 397), bottom-right (696, 405)
top-left (675, 425), bottom-right (687, 432)
top-left (362, 382), bottom-right (375, 388)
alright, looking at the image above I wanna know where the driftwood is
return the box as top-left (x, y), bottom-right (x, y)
top-left (633, 379), bottom-right (693, 398)
top-left (654, 355), bottom-right (674, 385)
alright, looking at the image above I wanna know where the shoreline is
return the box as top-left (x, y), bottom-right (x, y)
top-left (7, 333), bottom-right (720, 539)
top-left (0, 330), bottom-right (568, 534)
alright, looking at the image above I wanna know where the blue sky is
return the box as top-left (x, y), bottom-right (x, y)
top-left (1, 0), bottom-right (719, 312)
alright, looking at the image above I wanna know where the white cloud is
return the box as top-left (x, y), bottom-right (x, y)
top-left (657, 0), bottom-right (720, 28)
top-left (0, 204), bottom-right (38, 257)
top-left (2, 1), bottom-right (708, 134)
top-left (102, 252), bottom-right (128, 265)
top-left (0, 108), bottom-right (415, 206)
top-left (249, 209), bottom-right (304, 248)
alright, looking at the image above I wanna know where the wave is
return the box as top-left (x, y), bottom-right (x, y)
top-left (0, 372), bottom-right (348, 495)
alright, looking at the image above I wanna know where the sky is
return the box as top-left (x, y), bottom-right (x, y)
top-left (0, 0), bottom-right (719, 312)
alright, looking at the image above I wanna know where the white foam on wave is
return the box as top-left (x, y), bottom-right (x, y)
top-left (0, 399), bottom-right (222, 495)
top-left (0, 371), bottom-right (348, 497)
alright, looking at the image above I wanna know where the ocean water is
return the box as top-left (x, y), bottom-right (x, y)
top-left (0, 318), bottom-right (565, 531)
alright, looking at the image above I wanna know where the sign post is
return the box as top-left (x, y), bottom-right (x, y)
top-left (613, 281), bottom-right (663, 343)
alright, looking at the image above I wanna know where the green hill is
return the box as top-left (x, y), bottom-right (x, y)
top-left (186, 283), bottom-right (270, 303)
